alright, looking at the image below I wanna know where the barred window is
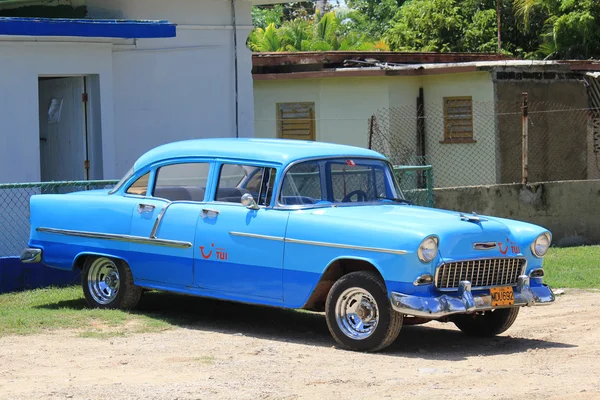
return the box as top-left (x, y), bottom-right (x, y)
top-left (277, 102), bottom-right (315, 141)
top-left (442, 97), bottom-right (475, 143)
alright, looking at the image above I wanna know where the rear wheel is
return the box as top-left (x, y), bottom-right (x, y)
top-left (82, 256), bottom-right (142, 310)
top-left (452, 308), bottom-right (520, 337)
top-left (325, 271), bottom-right (403, 352)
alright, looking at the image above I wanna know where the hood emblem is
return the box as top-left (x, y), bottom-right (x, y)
top-left (473, 242), bottom-right (497, 250)
top-left (460, 212), bottom-right (487, 223)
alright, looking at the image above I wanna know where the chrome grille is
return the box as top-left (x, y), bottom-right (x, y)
top-left (435, 258), bottom-right (526, 290)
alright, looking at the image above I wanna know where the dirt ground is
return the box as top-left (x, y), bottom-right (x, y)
top-left (0, 289), bottom-right (599, 400)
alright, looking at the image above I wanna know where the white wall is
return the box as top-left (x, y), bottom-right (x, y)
top-left (253, 71), bottom-right (497, 187)
top-left (421, 72), bottom-right (496, 187)
top-left (254, 77), bottom-right (390, 148)
top-left (0, 41), bottom-right (114, 183)
top-left (88, 0), bottom-right (256, 177)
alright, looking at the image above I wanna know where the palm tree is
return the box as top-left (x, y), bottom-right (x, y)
top-left (247, 23), bottom-right (283, 52)
top-left (247, 9), bottom-right (386, 53)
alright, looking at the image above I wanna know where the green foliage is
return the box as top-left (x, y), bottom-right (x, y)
top-left (249, 0), bottom-right (600, 59)
top-left (247, 9), bottom-right (387, 52)
top-left (251, 4), bottom-right (284, 30)
top-left (345, 0), bottom-right (405, 39)
top-left (386, 0), bottom-right (469, 52)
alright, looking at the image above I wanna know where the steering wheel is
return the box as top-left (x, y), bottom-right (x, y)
top-left (342, 189), bottom-right (368, 202)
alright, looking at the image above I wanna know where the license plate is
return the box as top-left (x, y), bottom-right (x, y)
top-left (490, 286), bottom-right (514, 307)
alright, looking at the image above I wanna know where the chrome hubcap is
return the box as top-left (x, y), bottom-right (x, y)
top-left (335, 287), bottom-right (379, 340)
top-left (88, 258), bottom-right (120, 305)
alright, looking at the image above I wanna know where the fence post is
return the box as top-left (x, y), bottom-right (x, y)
top-left (416, 88), bottom-right (425, 188)
top-left (521, 92), bottom-right (529, 184)
top-left (426, 167), bottom-right (434, 207)
top-left (368, 116), bottom-right (374, 150)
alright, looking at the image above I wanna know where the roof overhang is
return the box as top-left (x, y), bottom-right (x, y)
top-left (0, 17), bottom-right (176, 39)
top-left (252, 53), bottom-right (600, 80)
top-left (251, 0), bottom-right (292, 5)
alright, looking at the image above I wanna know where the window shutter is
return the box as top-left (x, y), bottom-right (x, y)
top-left (443, 97), bottom-right (474, 141)
top-left (277, 102), bottom-right (315, 141)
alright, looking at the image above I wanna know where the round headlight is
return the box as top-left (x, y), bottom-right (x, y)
top-left (418, 236), bottom-right (438, 263)
top-left (531, 232), bottom-right (551, 258)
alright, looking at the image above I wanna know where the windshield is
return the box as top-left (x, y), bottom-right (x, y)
top-left (280, 158), bottom-right (405, 207)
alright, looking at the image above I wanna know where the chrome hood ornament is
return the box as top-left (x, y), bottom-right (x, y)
top-left (459, 212), bottom-right (487, 223)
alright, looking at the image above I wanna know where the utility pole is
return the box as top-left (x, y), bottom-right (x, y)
top-left (521, 93), bottom-right (529, 184)
top-left (497, 0), bottom-right (502, 54)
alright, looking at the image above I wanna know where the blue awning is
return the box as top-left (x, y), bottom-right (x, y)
top-left (0, 17), bottom-right (176, 39)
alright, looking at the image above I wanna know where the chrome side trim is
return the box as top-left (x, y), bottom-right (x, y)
top-left (36, 227), bottom-right (192, 249)
top-left (285, 238), bottom-right (408, 255)
top-left (150, 201), bottom-right (174, 239)
top-left (229, 232), bottom-right (407, 254)
top-left (229, 232), bottom-right (285, 241)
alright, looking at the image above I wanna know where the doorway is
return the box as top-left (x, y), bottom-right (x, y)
top-left (38, 75), bottom-right (103, 182)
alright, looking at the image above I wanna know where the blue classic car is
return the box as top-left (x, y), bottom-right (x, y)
top-left (21, 138), bottom-right (554, 352)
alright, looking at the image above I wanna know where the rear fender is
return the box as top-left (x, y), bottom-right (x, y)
top-left (73, 252), bottom-right (131, 272)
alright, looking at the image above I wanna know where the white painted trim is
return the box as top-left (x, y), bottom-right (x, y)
top-left (112, 45), bottom-right (222, 53)
top-left (177, 24), bottom-right (254, 30)
top-left (0, 36), bottom-right (134, 45)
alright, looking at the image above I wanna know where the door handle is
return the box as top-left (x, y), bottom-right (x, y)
top-left (201, 208), bottom-right (220, 218)
top-left (138, 203), bottom-right (156, 213)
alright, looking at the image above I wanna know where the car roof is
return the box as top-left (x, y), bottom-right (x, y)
top-left (134, 138), bottom-right (386, 170)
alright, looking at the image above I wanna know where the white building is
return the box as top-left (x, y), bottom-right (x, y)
top-left (0, 0), bottom-right (280, 184)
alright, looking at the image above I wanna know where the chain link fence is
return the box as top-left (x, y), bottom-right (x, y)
top-left (394, 166), bottom-right (434, 207)
top-left (0, 167), bottom-right (433, 257)
top-left (0, 181), bottom-right (118, 257)
top-left (369, 99), bottom-right (598, 189)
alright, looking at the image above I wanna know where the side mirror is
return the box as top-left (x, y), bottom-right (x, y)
top-left (241, 193), bottom-right (259, 210)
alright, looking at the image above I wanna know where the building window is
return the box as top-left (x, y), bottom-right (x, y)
top-left (442, 96), bottom-right (476, 143)
top-left (277, 102), bottom-right (315, 141)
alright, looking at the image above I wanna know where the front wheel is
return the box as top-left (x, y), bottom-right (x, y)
top-left (452, 307), bottom-right (520, 337)
top-left (325, 271), bottom-right (403, 352)
top-left (82, 256), bottom-right (142, 310)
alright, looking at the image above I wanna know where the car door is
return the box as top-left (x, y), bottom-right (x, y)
top-left (126, 161), bottom-right (211, 287)
top-left (194, 163), bottom-right (288, 301)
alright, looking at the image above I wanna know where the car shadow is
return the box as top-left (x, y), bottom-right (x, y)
top-left (38, 290), bottom-right (576, 359)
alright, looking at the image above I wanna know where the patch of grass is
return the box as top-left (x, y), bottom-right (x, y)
top-left (544, 246), bottom-right (600, 289)
top-left (0, 286), bottom-right (172, 338)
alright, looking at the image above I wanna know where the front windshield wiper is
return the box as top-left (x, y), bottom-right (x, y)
top-left (376, 196), bottom-right (412, 205)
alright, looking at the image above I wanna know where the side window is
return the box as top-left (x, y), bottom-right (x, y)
top-left (126, 172), bottom-right (150, 196)
top-left (280, 162), bottom-right (322, 205)
top-left (153, 163), bottom-right (210, 202)
top-left (216, 164), bottom-right (276, 206)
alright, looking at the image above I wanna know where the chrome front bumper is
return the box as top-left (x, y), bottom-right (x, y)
top-left (390, 275), bottom-right (555, 318)
top-left (20, 248), bottom-right (42, 263)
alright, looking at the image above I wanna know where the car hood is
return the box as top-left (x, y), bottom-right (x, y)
top-left (299, 204), bottom-right (526, 260)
